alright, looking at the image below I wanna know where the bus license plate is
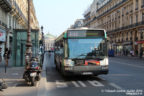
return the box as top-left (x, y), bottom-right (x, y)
top-left (30, 73), bottom-right (36, 77)
top-left (82, 72), bottom-right (93, 75)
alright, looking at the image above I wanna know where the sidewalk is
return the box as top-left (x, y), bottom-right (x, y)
top-left (114, 55), bottom-right (144, 60)
top-left (0, 67), bottom-right (25, 96)
top-left (0, 67), bottom-right (24, 88)
top-left (0, 53), bottom-right (47, 96)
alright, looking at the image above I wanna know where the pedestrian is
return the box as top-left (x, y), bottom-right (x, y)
top-left (3, 48), bottom-right (9, 66)
top-left (132, 50), bottom-right (134, 57)
top-left (0, 48), bottom-right (2, 64)
top-left (140, 48), bottom-right (143, 58)
top-left (126, 49), bottom-right (128, 56)
top-left (130, 50), bottom-right (131, 56)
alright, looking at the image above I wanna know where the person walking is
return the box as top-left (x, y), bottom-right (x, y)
top-left (3, 48), bottom-right (9, 67)
top-left (0, 48), bottom-right (2, 64)
top-left (140, 48), bottom-right (143, 58)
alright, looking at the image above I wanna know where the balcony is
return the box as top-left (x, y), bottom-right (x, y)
top-left (11, 0), bottom-right (27, 24)
top-left (93, 0), bottom-right (128, 21)
top-left (0, 0), bottom-right (12, 12)
top-left (107, 21), bottom-right (144, 34)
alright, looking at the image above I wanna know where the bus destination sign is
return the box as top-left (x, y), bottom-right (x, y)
top-left (68, 30), bottom-right (105, 38)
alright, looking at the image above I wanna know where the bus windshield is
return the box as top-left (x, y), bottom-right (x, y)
top-left (68, 38), bottom-right (107, 59)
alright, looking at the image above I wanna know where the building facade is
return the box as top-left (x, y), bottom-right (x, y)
top-left (70, 19), bottom-right (84, 29)
top-left (45, 33), bottom-right (56, 51)
top-left (84, 0), bottom-right (144, 57)
top-left (0, 0), bottom-right (39, 63)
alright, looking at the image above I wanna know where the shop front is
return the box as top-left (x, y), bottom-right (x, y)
top-left (137, 40), bottom-right (144, 57)
top-left (112, 43), bottom-right (123, 56)
top-left (123, 41), bottom-right (133, 56)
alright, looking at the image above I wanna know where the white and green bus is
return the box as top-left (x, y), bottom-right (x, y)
top-left (54, 28), bottom-right (108, 76)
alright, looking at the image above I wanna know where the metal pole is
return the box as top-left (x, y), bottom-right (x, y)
top-left (25, 0), bottom-right (32, 69)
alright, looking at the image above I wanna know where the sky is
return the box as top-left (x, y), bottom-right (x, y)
top-left (33, 0), bottom-right (93, 36)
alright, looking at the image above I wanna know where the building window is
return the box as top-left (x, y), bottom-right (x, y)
top-left (130, 15), bottom-right (133, 24)
top-left (130, 31), bottom-right (132, 40)
top-left (136, 0), bottom-right (138, 10)
top-left (142, 0), bottom-right (144, 7)
top-left (142, 13), bottom-right (144, 21)
top-left (136, 14), bottom-right (138, 23)
top-left (141, 32), bottom-right (143, 39)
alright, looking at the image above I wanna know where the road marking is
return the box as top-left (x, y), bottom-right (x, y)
top-left (108, 74), bottom-right (132, 77)
top-left (109, 83), bottom-right (122, 90)
top-left (72, 81), bottom-right (80, 87)
top-left (88, 80), bottom-right (104, 87)
top-left (11, 73), bottom-right (19, 76)
top-left (56, 80), bottom-right (68, 88)
top-left (111, 61), bottom-right (144, 69)
top-left (78, 81), bottom-right (86, 87)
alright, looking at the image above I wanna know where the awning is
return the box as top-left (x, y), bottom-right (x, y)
top-left (137, 40), bottom-right (144, 44)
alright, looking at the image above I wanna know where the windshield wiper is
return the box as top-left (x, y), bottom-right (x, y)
top-left (85, 56), bottom-right (104, 60)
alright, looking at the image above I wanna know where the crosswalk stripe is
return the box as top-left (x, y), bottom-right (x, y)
top-left (72, 81), bottom-right (80, 87)
top-left (56, 80), bottom-right (68, 88)
top-left (78, 81), bottom-right (86, 87)
top-left (109, 83), bottom-right (122, 90)
top-left (88, 80), bottom-right (104, 87)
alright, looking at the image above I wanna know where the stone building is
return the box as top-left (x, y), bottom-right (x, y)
top-left (84, 0), bottom-right (144, 57)
top-left (0, 0), bottom-right (39, 62)
top-left (45, 33), bottom-right (56, 51)
top-left (70, 19), bottom-right (84, 29)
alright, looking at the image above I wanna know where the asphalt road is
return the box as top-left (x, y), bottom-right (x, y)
top-left (45, 52), bottom-right (144, 96)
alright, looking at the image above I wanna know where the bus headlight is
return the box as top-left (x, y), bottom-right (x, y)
top-left (64, 59), bottom-right (74, 66)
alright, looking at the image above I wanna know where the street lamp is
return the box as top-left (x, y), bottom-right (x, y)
top-left (25, 0), bottom-right (32, 69)
top-left (41, 26), bottom-right (45, 52)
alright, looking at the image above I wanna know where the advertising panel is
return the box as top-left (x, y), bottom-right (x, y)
top-left (0, 28), bottom-right (6, 42)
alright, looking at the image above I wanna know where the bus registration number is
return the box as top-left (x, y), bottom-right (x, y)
top-left (82, 72), bottom-right (93, 75)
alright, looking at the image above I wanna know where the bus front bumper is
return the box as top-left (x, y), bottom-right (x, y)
top-left (63, 66), bottom-right (108, 76)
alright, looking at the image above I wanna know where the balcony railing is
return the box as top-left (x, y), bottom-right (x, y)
top-left (0, 0), bottom-right (12, 12)
top-left (107, 21), bottom-right (144, 34)
top-left (11, 0), bottom-right (27, 24)
top-left (92, 0), bottom-right (128, 22)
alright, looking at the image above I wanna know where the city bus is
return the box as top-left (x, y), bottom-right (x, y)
top-left (54, 28), bottom-right (108, 76)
